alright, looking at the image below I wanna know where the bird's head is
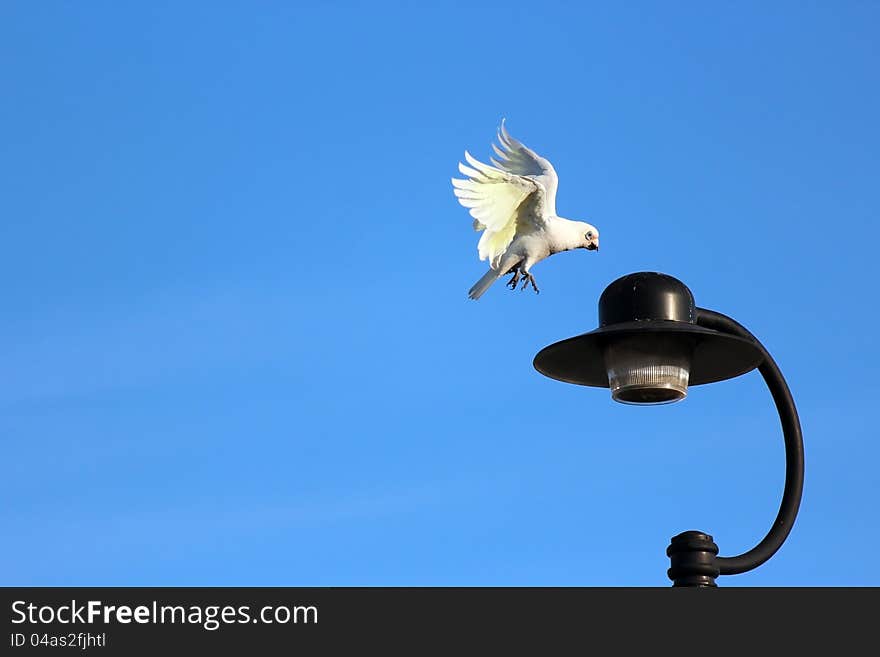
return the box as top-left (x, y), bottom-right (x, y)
top-left (578, 222), bottom-right (599, 251)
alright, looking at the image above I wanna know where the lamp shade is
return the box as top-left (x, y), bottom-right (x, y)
top-left (533, 272), bottom-right (764, 401)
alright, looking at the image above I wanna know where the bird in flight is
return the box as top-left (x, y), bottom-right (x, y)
top-left (452, 119), bottom-right (599, 300)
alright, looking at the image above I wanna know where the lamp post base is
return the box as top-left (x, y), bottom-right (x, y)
top-left (667, 531), bottom-right (720, 587)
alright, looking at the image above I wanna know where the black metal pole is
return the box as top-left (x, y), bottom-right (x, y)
top-left (665, 308), bottom-right (805, 586)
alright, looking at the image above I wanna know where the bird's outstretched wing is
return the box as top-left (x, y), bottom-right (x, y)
top-left (452, 120), bottom-right (559, 269)
top-left (452, 152), bottom-right (539, 269)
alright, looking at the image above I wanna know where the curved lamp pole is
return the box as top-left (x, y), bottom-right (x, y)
top-left (533, 272), bottom-right (804, 586)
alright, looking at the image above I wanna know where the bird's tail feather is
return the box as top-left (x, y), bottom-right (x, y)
top-left (468, 269), bottom-right (501, 300)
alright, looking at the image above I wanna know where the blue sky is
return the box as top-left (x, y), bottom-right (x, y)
top-left (1, 1), bottom-right (878, 586)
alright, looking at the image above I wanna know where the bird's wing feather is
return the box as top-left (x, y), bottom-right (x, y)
top-left (452, 150), bottom-right (543, 269)
top-left (490, 118), bottom-right (559, 216)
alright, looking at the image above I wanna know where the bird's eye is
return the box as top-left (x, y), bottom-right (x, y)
top-left (586, 231), bottom-right (593, 239)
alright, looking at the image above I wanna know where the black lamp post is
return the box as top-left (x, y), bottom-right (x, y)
top-left (533, 272), bottom-right (804, 586)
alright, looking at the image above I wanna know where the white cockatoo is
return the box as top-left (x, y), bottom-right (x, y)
top-left (452, 119), bottom-right (599, 299)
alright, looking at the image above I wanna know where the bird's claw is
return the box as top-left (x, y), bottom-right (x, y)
top-left (506, 270), bottom-right (521, 289)
top-left (519, 273), bottom-right (540, 294)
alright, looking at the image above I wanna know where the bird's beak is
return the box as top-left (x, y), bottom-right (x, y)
top-left (586, 242), bottom-right (599, 251)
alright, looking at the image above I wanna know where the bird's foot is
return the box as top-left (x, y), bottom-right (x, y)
top-left (520, 272), bottom-right (539, 294)
top-left (506, 269), bottom-right (521, 289)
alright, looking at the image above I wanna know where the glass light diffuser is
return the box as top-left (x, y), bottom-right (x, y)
top-left (603, 335), bottom-right (692, 405)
